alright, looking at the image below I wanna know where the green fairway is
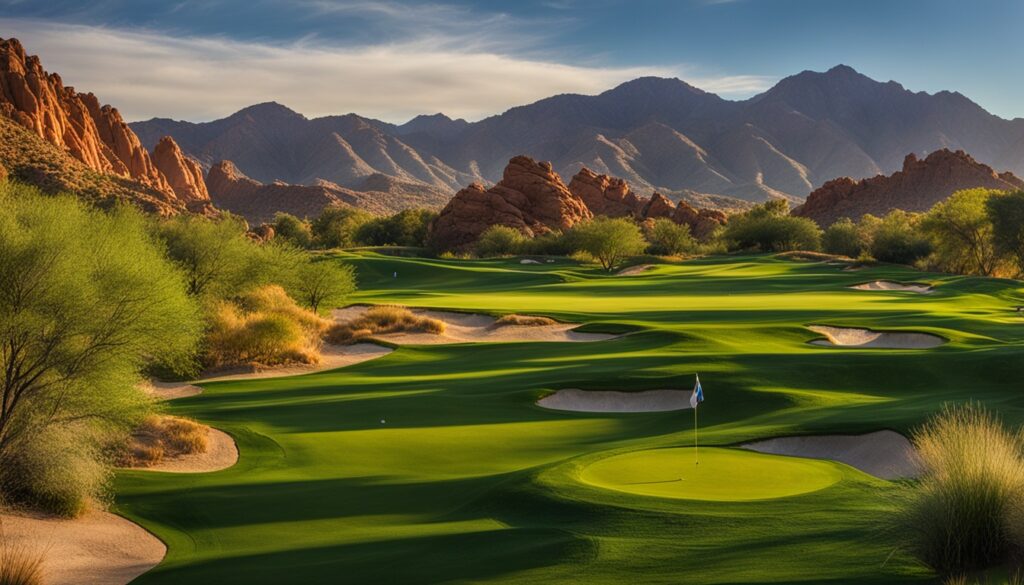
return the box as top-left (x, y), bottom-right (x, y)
top-left (579, 447), bottom-right (844, 501)
top-left (113, 253), bottom-right (1024, 584)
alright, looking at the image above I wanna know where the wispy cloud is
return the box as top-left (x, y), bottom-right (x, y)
top-left (1, 18), bottom-right (774, 123)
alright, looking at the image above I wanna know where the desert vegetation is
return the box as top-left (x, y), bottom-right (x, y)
top-left (327, 306), bottom-right (446, 344)
top-left (0, 535), bottom-right (44, 585)
top-left (117, 415), bottom-right (209, 468)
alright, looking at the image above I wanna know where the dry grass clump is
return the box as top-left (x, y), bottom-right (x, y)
top-left (894, 404), bottom-right (1024, 574)
top-left (0, 536), bottom-right (44, 585)
top-left (327, 306), bottom-right (445, 344)
top-left (206, 285), bottom-right (328, 368)
top-left (776, 250), bottom-right (850, 262)
top-left (117, 415), bottom-right (210, 468)
top-left (492, 314), bottom-right (557, 328)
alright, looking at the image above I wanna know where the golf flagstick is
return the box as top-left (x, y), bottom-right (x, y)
top-left (694, 399), bottom-right (698, 465)
top-left (690, 373), bottom-right (703, 465)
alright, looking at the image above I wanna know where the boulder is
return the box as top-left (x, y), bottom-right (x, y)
top-left (567, 167), bottom-right (641, 218)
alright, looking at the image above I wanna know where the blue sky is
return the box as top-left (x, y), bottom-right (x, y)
top-left (1, 0), bottom-right (1021, 123)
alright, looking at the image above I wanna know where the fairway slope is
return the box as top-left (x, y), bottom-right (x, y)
top-left (850, 280), bottom-right (933, 294)
top-left (743, 430), bottom-right (918, 480)
top-left (809, 325), bottom-right (945, 349)
top-left (333, 306), bottom-right (615, 344)
top-left (538, 388), bottom-right (692, 412)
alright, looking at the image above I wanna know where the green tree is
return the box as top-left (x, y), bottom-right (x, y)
top-left (722, 200), bottom-right (822, 252)
top-left (821, 218), bottom-right (866, 258)
top-left (870, 210), bottom-right (932, 265)
top-left (156, 214), bottom-right (256, 298)
top-left (572, 217), bottom-right (647, 271)
top-left (474, 225), bottom-right (527, 257)
top-left (291, 259), bottom-right (357, 314)
top-left (312, 206), bottom-right (373, 249)
top-left (987, 190), bottom-right (1024, 277)
top-left (645, 218), bottom-right (696, 256)
top-left (0, 183), bottom-right (201, 515)
top-left (273, 212), bottom-right (313, 249)
top-left (357, 209), bottom-right (437, 247)
top-left (922, 188), bottom-right (1004, 276)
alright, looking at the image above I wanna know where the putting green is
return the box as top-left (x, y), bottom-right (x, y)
top-left (579, 447), bottom-right (844, 501)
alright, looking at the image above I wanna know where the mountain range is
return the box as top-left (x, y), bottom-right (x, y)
top-left (132, 66), bottom-right (1024, 206)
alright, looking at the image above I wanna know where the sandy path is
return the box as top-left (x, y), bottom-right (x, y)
top-left (743, 430), bottom-right (918, 479)
top-left (0, 509), bottom-right (166, 585)
top-left (850, 280), bottom-right (933, 294)
top-left (537, 388), bottom-right (692, 412)
top-left (332, 307), bottom-right (615, 344)
top-left (617, 264), bottom-right (655, 276)
top-left (808, 325), bottom-right (945, 349)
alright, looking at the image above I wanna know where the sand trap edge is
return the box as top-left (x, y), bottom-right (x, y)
top-left (807, 325), bottom-right (946, 349)
top-left (537, 388), bottom-right (692, 413)
top-left (742, 430), bottom-right (919, 480)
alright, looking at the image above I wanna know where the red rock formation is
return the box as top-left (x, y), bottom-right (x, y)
top-left (429, 156), bottom-right (592, 251)
top-left (640, 192), bottom-right (676, 220)
top-left (672, 201), bottom-right (728, 240)
top-left (152, 136), bottom-right (210, 208)
top-left (567, 167), bottom-right (641, 217)
top-left (794, 149), bottom-right (1024, 226)
top-left (0, 37), bottom-right (220, 213)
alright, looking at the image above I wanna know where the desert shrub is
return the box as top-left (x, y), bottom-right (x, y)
top-left (571, 217), bottom-right (648, 271)
top-left (356, 209), bottom-right (437, 247)
top-left (273, 212), bottom-right (313, 249)
top-left (118, 415), bottom-right (209, 468)
top-left (156, 214), bottom-right (259, 298)
top-left (722, 199), bottom-right (821, 252)
top-left (475, 225), bottom-right (527, 257)
top-left (312, 206), bottom-right (373, 249)
top-left (987, 190), bottom-right (1024, 278)
top-left (521, 230), bottom-right (575, 256)
top-left (870, 210), bottom-right (932, 265)
top-left (895, 404), bottom-right (1024, 574)
top-left (290, 259), bottom-right (357, 314)
top-left (493, 315), bottom-right (557, 327)
top-left (0, 183), bottom-right (201, 515)
top-left (205, 285), bottom-right (327, 367)
top-left (822, 218), bottom-right (866, 258)
top-left (922, 189), bottom-right (1004, 276)
top-left (0, 538), bottom-right (44, 585)
top-left (327, 306), bottom-right (445, 344)
top-left (645, 218), bottom-right (696, 256)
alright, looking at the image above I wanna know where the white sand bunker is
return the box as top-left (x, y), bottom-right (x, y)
top-left (537, 389), bottom-right (692, 413)
top-left (617, 264), bottom-right (655, 276)
top-left (332, 307), bottom-right (615, 344)
top-left (743, 430), bottom-right (918, 480)
top-left (520, 258), bottom-right (541, 264)
top-left (808, 325), bottom-right (945, 349)
top-left (850, 280), bottom-right (933, 294)
top-left (0, 508), bottom-right (166, 585)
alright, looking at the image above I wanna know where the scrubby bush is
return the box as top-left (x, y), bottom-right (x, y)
top-left (493, 315), bottom-right (557, 327)
top-left (987, 190), bottom-right (1024, 278)
top-left (273, 212), bottom-right (313, 248)
top-left (869, 210), bottom-right (932, 265)
top-left (205, 285), bottom-right (328, 367)
top-left (290, 259), bottom-right (357, 314)
top-left (0, 182), bottom-right (201, 515)
top-left (521, 230), bottom-right (575, 256)
top-left (821, 217), bottom-right (866, 258)
top-left (356, 208), bottom-right (437, 247)
top-left (118, 415), bottom-right (209, 468)
top-left (646, 218), bottom-right (696, 256)
top-left (312, 206), bottom-right (373, 248)
top-left (722, 199), bottom-right (822, 252)
top-left (895, 404), bottom-right (1024, 574)
top-left (475, 225), bottom-right (527, 257)
top-left (327, 306), bottom-right (445, 344)
top-left (571, 217), bottom-right (648, 271)
top-left (922, 189), bottom-right (1003, 276)
top-left (156, 214), bottom-right (258, 298)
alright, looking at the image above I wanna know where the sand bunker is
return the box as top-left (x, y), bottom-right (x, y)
top-left (808, 325), bottom-right (945, 349)
top-left (617, 264), bottom-right (655, 276)
top-left (743, 430), bottom-right (918, 480)
top-left (850, 280), bottom-right (933, 294)
top-left (520, 258), bottom-right (541, 264)
top-left (128, 427), bottom-right (238, 474)
top-left (538, 389), bottom-right (692, 413)
top-left (0, 508), bottom-right (166, 585)
top-left (332, 307), bottom-right (615, 344)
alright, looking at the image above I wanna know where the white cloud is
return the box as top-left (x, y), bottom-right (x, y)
top-left (1, 18), bottom-right (775, 123)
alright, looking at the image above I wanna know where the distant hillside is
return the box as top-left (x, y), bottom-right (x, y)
top-left (793, 149), bottom-right (1024, 226)
top-left (133, 65), bottom-right (1024, 206)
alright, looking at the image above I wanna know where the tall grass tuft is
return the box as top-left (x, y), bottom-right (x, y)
top-left (327, 306), bottom-right (445, 344)
top-left (896, 403), bottom-right (1024, 574)
top-left (0, 524), bottom-right (45, 585)
top-left (116, 415), bottom-right (210, 468)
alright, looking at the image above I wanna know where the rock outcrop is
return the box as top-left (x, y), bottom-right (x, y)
top-left (151, 136), bottom-right (210, 208)
top-left (0, 37), bottom-right (216, 213)
top-left (429, 156), bottom-right (592, 251)
top-left (641, 192), bottom-right (677, 220)
top-left (794, 149), bottom-right (1024, 226)
top-left (672, 201), bottom-right (728, 240)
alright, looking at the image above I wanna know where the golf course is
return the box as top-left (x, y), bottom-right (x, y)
top-left (104, 252), bottom-right (1024, 584)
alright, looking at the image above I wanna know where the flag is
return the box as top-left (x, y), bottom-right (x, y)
top-left (690, 374), bottom-right (704, 409)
